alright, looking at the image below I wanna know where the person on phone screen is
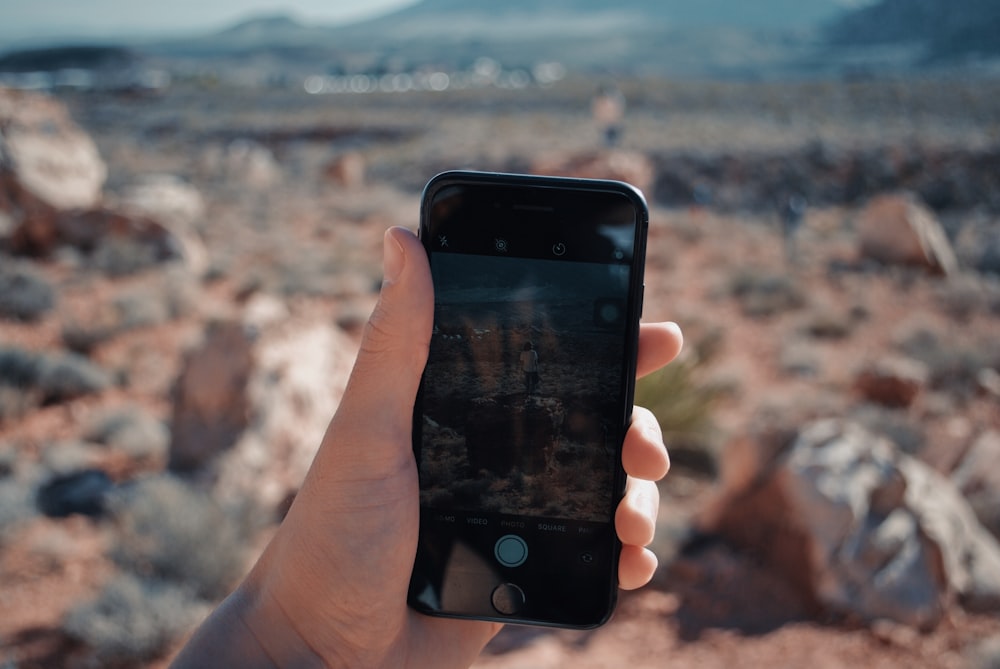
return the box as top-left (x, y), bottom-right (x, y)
top-left (171, 227), bottom-right (683, 669)
top-left (520, 340), bottom-right (539, 394)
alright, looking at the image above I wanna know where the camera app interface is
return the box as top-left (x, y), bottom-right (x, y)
top-left (418, 240), bottom-right (633, 524)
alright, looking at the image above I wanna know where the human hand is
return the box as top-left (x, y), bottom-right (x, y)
top-left (172, 226), bottom-right (682, 669)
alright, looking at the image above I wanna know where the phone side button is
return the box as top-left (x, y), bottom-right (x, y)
top-left (491, 583), bottom-right (526, 616)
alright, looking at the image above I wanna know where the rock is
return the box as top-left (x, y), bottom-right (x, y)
top-left (0, 87), bottom-right (106, 210)
top-left (56, 207), bottom-right (199, 276)
top-left (853, 356), bottom-right (929, 408)
top-left (198, 139), bottom-right (281, 188)
top-left (0, 88), bottom-right (106, 256)
top-left (112, 174), bottom-right (209, 276)
top-left (856, 193), bottom-right (959, 276)
top-left (701, 419), bottom-right (1000, 629)
top-left (952, 431), bottom-right (1000, 543)
top-left (530, 150), bottom-right (654, 194)
top-left (209, 317), bottom-right (357, 512)
top-left (323, 151), bottom-right (366, 189)
top-left (36, 469), bottom-right (114, 518)
top-left (116, 174), bottom-right (205, 229)
top-left (168, 322), bottom-right (254, 473)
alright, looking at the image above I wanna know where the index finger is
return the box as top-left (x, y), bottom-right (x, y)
top-left (637, 322), bottom-right (683, 379)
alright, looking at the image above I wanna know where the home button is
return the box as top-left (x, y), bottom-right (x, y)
top-left (491, 583), bottom-right (525, 616)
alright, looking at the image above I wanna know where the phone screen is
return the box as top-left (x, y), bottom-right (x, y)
top-left (409, 171), bottom-right (647, 628)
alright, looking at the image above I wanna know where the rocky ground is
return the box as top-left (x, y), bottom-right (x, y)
top-left (1, 75), bottom-right (999, 667)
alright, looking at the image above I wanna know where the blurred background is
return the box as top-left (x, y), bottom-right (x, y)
top-left (1, 1), bottom-right (999, 667)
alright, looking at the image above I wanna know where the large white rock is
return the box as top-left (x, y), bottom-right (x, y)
top-left (0, 87), bottom-right (106, 210)
top-left (702, 419), bottom-right (1000, 629)
top-left (170, 303), bottom-right (359, 513)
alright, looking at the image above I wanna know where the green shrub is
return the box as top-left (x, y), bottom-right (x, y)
top-left (634, 331), bottom-right (730, 475)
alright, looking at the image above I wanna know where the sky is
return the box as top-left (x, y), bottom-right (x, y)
top-left (0, 0), bottom-right (418, 45)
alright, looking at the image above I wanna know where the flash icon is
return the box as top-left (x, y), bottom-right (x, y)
top-left (439, 235), bottom-right (449, 247)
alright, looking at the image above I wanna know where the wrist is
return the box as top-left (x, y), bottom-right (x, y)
top-left (171, 578), bottom-right (326, 669)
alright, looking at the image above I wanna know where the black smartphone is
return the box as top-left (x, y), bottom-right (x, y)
top-left (408, 170), bottom-right (648, 629)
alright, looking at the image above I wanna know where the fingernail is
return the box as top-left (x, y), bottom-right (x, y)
top-left (383, 228), bottom-right (405, 284)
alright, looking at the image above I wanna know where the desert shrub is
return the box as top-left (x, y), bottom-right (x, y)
top-left (90, 238), bottom-right (161, 277)
top-left (36, 352), bottom-right (112, 402)
top-left (113, 291), bottom-right (172, 330)
top-left (0, 347), bottom-right (109, 418)
top-left (800, 305), bottom-right (856, 339)
top-left (63, 573), bottom-right (206, 666)
top-left (0, 478), bottom-right (36, 544)
top-left (63, 270), bottom-right (199, 354)
top-left (727, 268), bottom-right (806, 318)
top-left (897, 327), bottom-right (998, 401)
top-left (108, 475), bottom-right (247, 600)
top-left (85, 406), bottom-right (170, 462)
top-left (61, 320), bottom-right (119, 354)
top-left (935, 274), bottom-right (1000, 322)
top-left (634, 331), bottom-right (730, 475)
top-left (0, 261), bottom-right (55, 322)
top-left (0, 347), bottom-right (43, 421)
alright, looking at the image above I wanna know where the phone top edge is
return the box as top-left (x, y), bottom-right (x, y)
top-left (421, 169), bottom-right (649, 211)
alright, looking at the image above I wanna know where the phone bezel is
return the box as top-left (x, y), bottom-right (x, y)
top-left (409, 170), bottom-right (649, 629)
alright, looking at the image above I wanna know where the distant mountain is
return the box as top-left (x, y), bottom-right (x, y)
top-left (350, 0), bottom-right (852, 36)
top-left (826, 0), bottom-right (1000, 61)
top-left (87, 0), bottom-right (997, 79)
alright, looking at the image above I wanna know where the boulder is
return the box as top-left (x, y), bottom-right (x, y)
top-left (702, 419), bottom-right (1000, 629)
top-left (36, 469), bottom-right (115, 518)
top-left (210, 315), bottom-right (357, 512)
top-left (168, 322), bottom-right (254, 473)
top-left (112, 174), bottom-right (208, 276)
top-left (856, 193), bottom-right (959, 276)
top-left (0, 87), bottom-right (106, 210)
top-left (55, 206), bottom-right (200, 275)
top-left (952, 431), bottom-right (1000, 543)
top-left (169, 305), bottom-right (358, 512)
top-left (323, 151), bottom-right (366, 189)
top-left (0, 87), bottom-right (106, 256)
top-left (853, 356), bottom-right (929, 408)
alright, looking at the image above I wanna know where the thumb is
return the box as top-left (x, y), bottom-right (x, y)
top-left (328, 226), bottom-right (433, 463)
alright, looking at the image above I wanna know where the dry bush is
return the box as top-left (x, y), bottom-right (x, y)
top-left (84, 406), bottom-right (170, 463)
top-left (0, 477), bottom-right (36, 544)
top-left (63, 573), bottom-right (206, 666)
top-left (726, 268), bottom-right (807, 318)
top-left (108, 475), bottom-right (248, 600)
top-left (934, 274), bottom-right (1000, 322)
top-left (897, 327), bottom-right (998, 402)
top-left (0, 261), bottom-right (55, 322)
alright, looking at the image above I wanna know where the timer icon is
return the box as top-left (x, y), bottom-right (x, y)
top-left (552, 242), bottom-right (566, 256)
